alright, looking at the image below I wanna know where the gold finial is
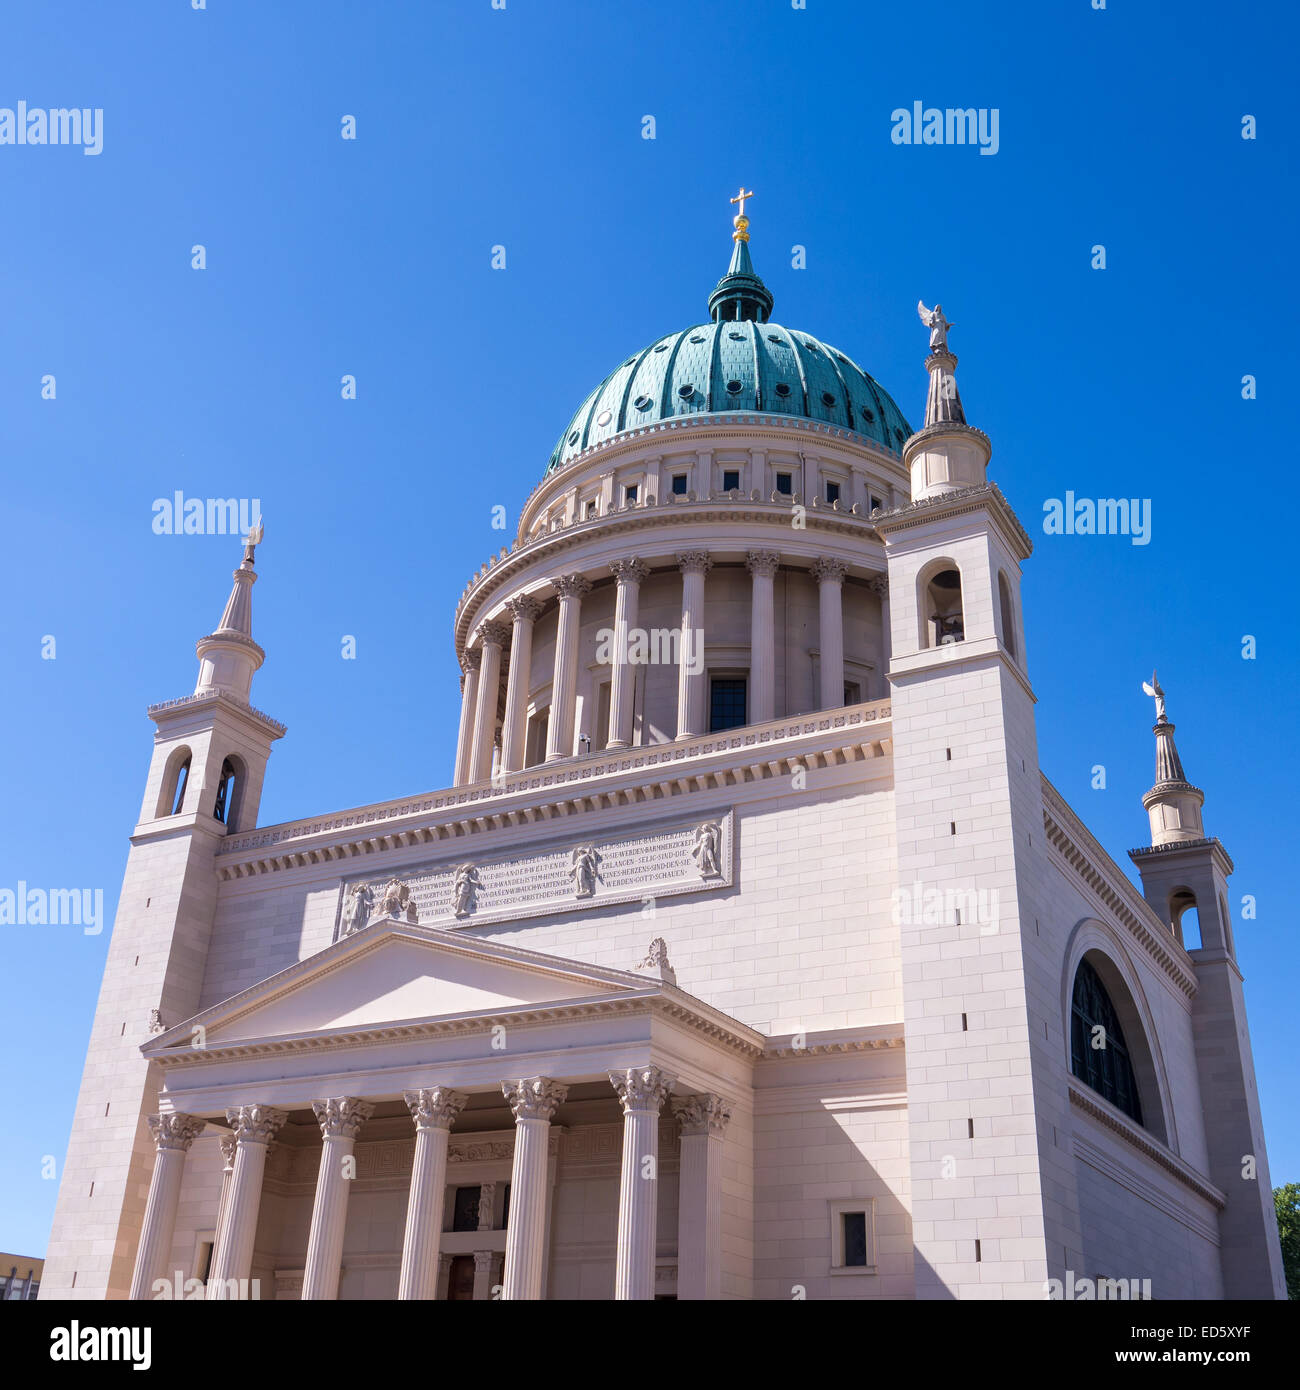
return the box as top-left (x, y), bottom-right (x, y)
top-left (730, 186), bottom-right (754, 242)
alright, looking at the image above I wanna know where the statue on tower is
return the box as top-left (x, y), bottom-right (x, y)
top-left (917, 301), bottom-right (953, 354)
top-left (1142, 670), bottom-right (1169, 723)
top-left (241, 518), bottom-right (264, 566)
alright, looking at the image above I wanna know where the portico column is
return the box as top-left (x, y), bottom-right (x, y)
top-left (746, 551), bottom-right (780, 723)
top-left (469, 621), bottom-right (509, 783)
top-left (672, 1093), bottom-right (732, 1300)
top-left (812, 558), bottom-right (847, 710)
top-left (609, 1065), bottom-right (675, 1299)
top-left (546, 576), bottom-right (590, 762)
top-left (472, 1250), bottom-right (494, 1301)
top-left (212, 1131), bottom-right (237, 1256)
top-left (500, 1076), bottom-right (568, 1299)
top-left (608, 558), bottom-right (649, 748)
top-left (500, 596), bottom-right (542, 773)
top-left (453, 652), bottom-right (480, 785)
top-left (301, 1097), bottom-right (374, 1300)
top-left (129, 1113), bottom-right (207, 1300)
top-left (676, 553), bottom-right (711, 739)
top-left (397, 1086), bottom-right (467, 1300)
top-left (207, 1104), bottom-right (286, 1298)
top-left (869, 574), bottom-right (890, 695)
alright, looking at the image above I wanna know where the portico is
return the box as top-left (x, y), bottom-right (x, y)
top-left (133, 921), bottom-right (755, 1300)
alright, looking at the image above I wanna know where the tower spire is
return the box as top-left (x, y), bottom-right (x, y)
top-left (903, 302), bottom-right (991, 500)
top-left (194, 520), bottom-right (266, 699)
top-left (1139, 670), bottom-right (1206, 845)
top-left (708, 186), bottom-right (773, 323)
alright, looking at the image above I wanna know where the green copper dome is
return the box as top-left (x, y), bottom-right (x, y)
top-left (545, 226), bottom-right (913, 475)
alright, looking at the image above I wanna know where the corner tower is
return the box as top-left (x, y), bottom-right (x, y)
top-left (1129, 680), bottom-right (1287, 1298)
top-left (876, 309), bottom-right (1080, 1297)
top-left (41, 529), bottom-right (285, 1300)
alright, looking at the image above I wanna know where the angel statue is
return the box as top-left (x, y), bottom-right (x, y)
top-left (917, 301), bottom-right (953, 353)
top-left (1141, 670), bottom-right (1168, 723)
top-left (452, 863), bottom-right (480, 918)
top-left (340, 881), bottom-right (373, 938)
top-left (690, 821), bottom-right (722, 879)
top-left (242, 518), bottom-right (264, 565)
top-left (570, 844), bottom-right (600, 899)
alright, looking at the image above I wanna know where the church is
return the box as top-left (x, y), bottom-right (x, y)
top-left (41, 196), bottom-right (1286, 1301)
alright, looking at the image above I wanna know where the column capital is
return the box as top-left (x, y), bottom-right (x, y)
top-left (475, 619), bottom-right (511, 649)
top-left (506, 593), bottom-right (544, 624)
top-left (225, 1104), bottom-right (288, 1145)
top-left (611, 557), bottom-right (651, 585)
top-left (551, 574), bottom-right (592, 600)
top-left (311, 1096), bottom-right (375, 1141)
top-left (473, 1250), bottom-right (494, 1274)
top-left (218, 1132), bottom-right (238, 1166)
top-left (609, 1065), bottom-right (676, 1115)
top-left (868, 573), bottom-right (890, 599)
top-left (746, 550), bottom-right (781, 578)
top-left (148, 1113), bottom-right (207, 1153)
top-left (460, 649), bottom-right (481, 675)
top-left (403, 1085), bottom-right (468, 1132)
top-left (502, 1076), bottom-right (569, 1122)
top-left (677, 551), bottom-right (712, 575)
top-left (811, 557), bottom-right (848, 585)
top-left (672, 1092), bottom-right (733, 1138)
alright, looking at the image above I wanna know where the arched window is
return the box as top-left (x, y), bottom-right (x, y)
top-left (1169, 887), bottom-right (1201, 949)
top-left (157, 746), bottom-right (192, 818)
top-left (998, 570), bottom-right (1017, 660)
top-left (1070, 959), bottom-right (1143, 1123)
top-left (921, 563), bottom-right (964, 648)
top-left (170, 758), bottom-right (190, 816)
top-left (213, 757), bottom-right (239, 826)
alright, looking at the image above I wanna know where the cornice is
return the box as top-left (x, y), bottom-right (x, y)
top-left (871, 481), bottom-right (1033, 561)
top-left (214, 699), bottom-right (892, 877)
top-left (763, 1027), bottom-right (905, 1058)
top-left (147, 687), bottom-right (286, 739)
top-left (1068, 1081), bottom-right (1225, 1210)
top-left (1040, 777), bottom-right (1197, 997)
top-left (1129, 836), bottom-right (1234, 875)
top-left (454, 496), bottom-right (890, 654)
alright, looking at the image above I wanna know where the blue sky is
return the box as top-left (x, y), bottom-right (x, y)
top-left (0, 0), bottom-right (1295, 1258)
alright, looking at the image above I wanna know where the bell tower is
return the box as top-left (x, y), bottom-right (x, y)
top-left (877, 307), bottom-right (1082, 1297)
top-left (1129, 680), bottom-right (1287, 1298)
top-left (41, 529), bottom-right (285, 1300)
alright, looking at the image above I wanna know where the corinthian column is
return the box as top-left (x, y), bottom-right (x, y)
top-left (609, 1065), bottom-right (675, 1299)
top-left (500, 1076), bottom-right (568, 1300)
top-left (746, 551), bottom-right (780, 723)
top-left (301, 1097), bottom-right (374, 1300)
top-left (546, 576), bottom-right (590, 762)
top-left (869, 574), bottom-right (890, 694)
top-left (676, 553), bottom-right (711, 739)
top-left (129, 1113), bottom-right (207, 1300)
top-left (207, 1104), bottom-right (286, 1299)
top-left (469, 621), bottom-right (510, 783)
top-left (812, 558), bottom-right (847, 710)
top-left (608, 558), bottom-right (649, 748)
top-left (453, 651), bottom-right (480, 785)
top-left (397, 1086), bottom-right (467, 1300)
top-left (673, 1093), bottom-right (732, 1300)
top-left (500, 596), bottom-right (542, 773)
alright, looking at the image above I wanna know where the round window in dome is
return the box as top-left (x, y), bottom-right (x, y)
top-left (774, 382), bottom-right (791, 398)
top-left (595, 409), bottom-right (613, 428)
top-left (728, 331), bottom-right (744, 340)
top-left (689, 334), bottom-right (706, 344)
top-left (894, 427), bottom-right (905, 443)
top-left (821, 391), bottom-right (836, 407)
top-left (726, 379), bottom-right (743, 394)
top-left (653, 344), bottom-right (669, 353)
top-left (804, 340), bottom-right (820, 353)
top-left (633, 395), bottom-right (653, 411)
top-left (678, 384), bottom-right (696, 400)
top-left (861, 406), bottom-right (876, 424)
top-left (568, 431), bottom-right (580, 446)
top-left (767, 333), bottom-right (782, 344)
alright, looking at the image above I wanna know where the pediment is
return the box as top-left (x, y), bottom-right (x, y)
top-left (161, 922), bottom-right (657, 1048)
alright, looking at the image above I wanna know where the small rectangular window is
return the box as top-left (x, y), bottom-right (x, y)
top-left (584, 498), bottom-right (597, 519)
top-left (842, 1212), bottom-right (868, 1267)
top-left (451, 1185), bottom-right (481, 1232)
top-left (870, 495), bottom-right (883, 512)
top-left (722, 468), bottom-right (741, 492)
top-left (709, 677), bottom-right (747, 732)
top-left (775, 472), bottom-right (792, 495)
top-left (671, 474), bottom-right (688, 495)
top-left (825, 480), bottom-right (841, 504)
top-left (624, 484), bottom-right (638, 504)
top-left (843, 681), bottom-right (861, 704)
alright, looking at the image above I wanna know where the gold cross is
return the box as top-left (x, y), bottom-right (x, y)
top-left (730, 187), bottom-right (755, 218)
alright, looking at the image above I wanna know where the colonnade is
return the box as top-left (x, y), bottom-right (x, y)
top-left (130, 1068), bottom-right (732, 1301)
top-left (454, 551), bottom-right (877, 784)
